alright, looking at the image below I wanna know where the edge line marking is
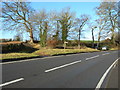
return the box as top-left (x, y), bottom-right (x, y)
top-left (95, 58), bottom-right (119, 89)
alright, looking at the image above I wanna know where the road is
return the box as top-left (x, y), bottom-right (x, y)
top-left (1, 50), bottom-right (119, 89)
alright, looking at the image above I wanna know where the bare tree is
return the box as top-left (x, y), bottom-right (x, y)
top-left (96, 1), bottom-right (118, 44)
top-left (95, 18), bottom-right (110, 48)
top-left (31, 9), bottom-right (49, 47)
top-left (2, 2), bottom-right (34, 43)
top-left (89, 24), bottom-right (97, 48)
top-left (74, 14), bottom-right (89, 48)
top-left (49, 10), bottom-right (60, 41)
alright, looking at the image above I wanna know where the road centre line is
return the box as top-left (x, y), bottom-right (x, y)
top-left (102, 53), bottom-right (110, 55)
top-left (0, 78), bottom-right (24, 87)
top-left (45, 60), bottom-right (82, 73)
top-left (86, 55), bottom-right (99, 60)
top-left (95, 58), bottom-right (119, 89)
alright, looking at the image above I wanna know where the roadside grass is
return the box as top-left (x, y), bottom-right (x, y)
top-left (80, 40), bottom-right (98, 43)
top-left (33, 48), bottom-right (99, 56)
top-left (110, 47), bottom-right (119, 50)
top-left (1, 48), bottom-right (99, 60)
top-left (68, 40), bottom-right (98, 43)
top-left (1, 53), bottom-right (39, 60)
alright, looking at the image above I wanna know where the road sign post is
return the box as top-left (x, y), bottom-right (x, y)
top-left (64, 41), bottom-right (68, 50)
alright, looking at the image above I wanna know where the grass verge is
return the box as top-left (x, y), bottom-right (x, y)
top-left (34, 48), bottom-right (99, 56)
top-left (1, 53), bottom-right (39, 60)
top-left (1, 48), bottom-right (99, 60)
top-left (110, 47), bottom-right (119, 50)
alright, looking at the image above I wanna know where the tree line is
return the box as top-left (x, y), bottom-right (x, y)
top-left (2, 1), bottom-right (119, 48)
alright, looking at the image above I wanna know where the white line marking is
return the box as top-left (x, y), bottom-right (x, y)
top-left (0, 58), bottom-right (42, 65)
top-left (0, 78), bottom-right (24, 87)
top-left (81, 53), bottom-right (87, 55)
top-left (86, 55), bottom-right (99, 60)
top-left (0, 56), bottom-right (63, 65)
top-left (102, 53), bottom-right (110, 55)
top-left (0, 54), bottom-right (82, 65)
top-left (45, 60), bottom-right (82, 73)
top-left (113, 63), bottom-right (117, 69)
top-left (95, 58), bottom-right (119, 89)
top-left (65, 54), bottom-right (79, 56)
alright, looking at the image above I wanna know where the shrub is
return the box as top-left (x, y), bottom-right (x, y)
top-left (1, 43), bottom-right (23, 53)
top-left (47, 40), bottom-right (58, 48)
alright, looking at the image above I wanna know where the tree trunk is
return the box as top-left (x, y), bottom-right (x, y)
top-left (29, 30), bottom-right (34, 43)
top-left (92, 29), bottom-right (94, 48)
top-left (97, 38), bottom-right (100, 48)
top-left (78, 28), bottom-right (81, 49)
top-left (23, 22), bottom-right (34, 43)
top-left (97, 23), bottom-right (103, 48)
top-left (111, 31), bottom-right (115, 44)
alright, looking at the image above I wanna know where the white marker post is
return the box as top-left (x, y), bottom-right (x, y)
top-left (64, 41), bottom-right (68, 50)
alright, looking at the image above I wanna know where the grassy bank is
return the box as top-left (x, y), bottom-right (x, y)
top-left (1, 53), bottom-right (39, 60)
top-left (110, 47), bottom-right (119, 50)
top-left (1, 48), bottom-right (99, 60)
top-left (34, 48), bottom-right (99, 56)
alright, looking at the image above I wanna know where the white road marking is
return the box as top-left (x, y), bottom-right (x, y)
top-left (113, 63), bottom-right (117, 69)
top-left (0, 56), bottom-right (63, 65)
top-left (65, 54), bottom-right (80, 56)
top-left (0, 58), bottom-right (41, 65)
top-left (95, 58), bottom-right (119, 89)
top-left (0, 78), bottom-right (24, 87)
top-left (102, 53), bottom-right (110, 55)
top-left (45, 60), bottom-right (82, 73)
top-left (0, 53), bottom-right (82, 65)
top-left (81, 53), bottom-right (88, 55)
top-left (86, 55), bottom-right (99, 60)
top-left (102, 51), bottom-right (108, 53)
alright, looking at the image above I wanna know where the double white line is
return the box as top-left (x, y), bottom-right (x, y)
top-left (95, 58), bottom-right (119, 89)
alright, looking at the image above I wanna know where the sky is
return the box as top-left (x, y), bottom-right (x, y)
top-left (1, 1), bottom-right (101, 41)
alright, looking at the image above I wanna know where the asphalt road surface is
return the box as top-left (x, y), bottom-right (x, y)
top-left (1, 50), bottom-right (119, 89)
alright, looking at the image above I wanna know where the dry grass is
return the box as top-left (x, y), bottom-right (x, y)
top-left (1, 47), bottom-right (99, 60)
top-left (1, 53), bottom-right (39, 60)
top-left (0, 41), bottom-right (23, 45)
top-left (34, 48), bottom-right (99, 56)
top-left (110, 47), bottom-right (119, 50)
